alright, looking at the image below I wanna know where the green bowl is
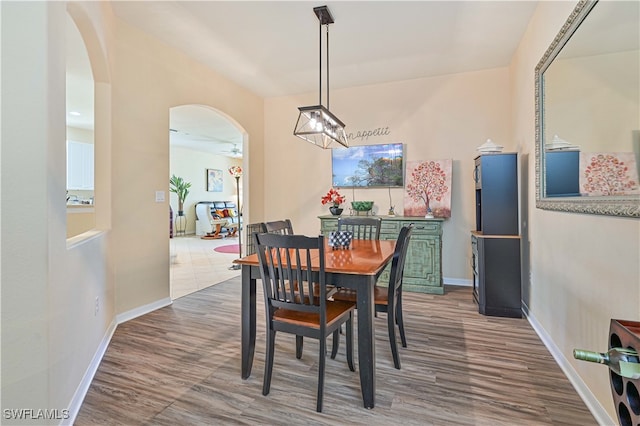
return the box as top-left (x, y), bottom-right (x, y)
top-left (351, 201), bottom-right (374, 211)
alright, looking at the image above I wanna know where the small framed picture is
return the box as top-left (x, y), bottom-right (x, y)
top-left (207, 169), bottom-right (223, 192)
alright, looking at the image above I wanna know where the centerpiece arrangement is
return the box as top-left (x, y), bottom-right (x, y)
top-left (321, 187), bottom-right (346, 215)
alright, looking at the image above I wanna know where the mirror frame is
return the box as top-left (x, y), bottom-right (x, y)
top-left (535, 0), bottom-right (640, 218)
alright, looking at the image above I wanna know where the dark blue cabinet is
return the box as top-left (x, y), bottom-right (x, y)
top-left (545, 150), bottom-right (580, 197)
top-left (474, 153), bottom-right (518, 235)
top-left (472, 153), bottom-right (522, 318)
top-left (472, 234), bottom-right (522, 318)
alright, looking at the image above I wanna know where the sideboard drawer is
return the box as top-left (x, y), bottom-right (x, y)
top-left (380, 220), bottom-right (400, 233)
top-left (321, 220), bottom-right (338, 233)
top-left (403, 221), bottom-right (442, 235)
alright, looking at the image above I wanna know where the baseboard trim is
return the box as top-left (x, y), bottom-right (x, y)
top-left (64, 318), bottom-right (117, 425)
top-left (523, 304), bottom-right (614, 426)
top-left (444, 277), bottom-right (472, 286)
top-left (116, 297), bottom-right (172, 324)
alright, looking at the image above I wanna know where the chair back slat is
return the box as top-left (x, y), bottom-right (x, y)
top-left (337, 217), bottom-right (382, 240)
top-left (245, 222), bottom-right (267, 255)
top-left (265, 219), bottom-right (294, 235)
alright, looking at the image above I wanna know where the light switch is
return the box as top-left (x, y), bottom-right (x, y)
top-left (155, 191), bottom-right (165, 202)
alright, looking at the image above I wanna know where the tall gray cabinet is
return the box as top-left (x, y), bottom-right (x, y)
top-left (471, 153), bottom-right (522, 318)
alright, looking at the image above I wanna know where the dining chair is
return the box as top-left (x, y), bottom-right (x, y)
top-left (264, 219), bottom-right (294, 235)
top-left (337, 216), bottom-right (382, 240)
top-left (245, 222), bottom-right (267, 256)
top-left (333, 216), bottom-right (382, 318)
top-left (253, 232), bottom-right (355, 412)
top-left (331, 224), bottom-right (414, 369)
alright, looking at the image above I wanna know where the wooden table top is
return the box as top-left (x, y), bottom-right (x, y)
top-left (233, 239), bottom-right (396, 276)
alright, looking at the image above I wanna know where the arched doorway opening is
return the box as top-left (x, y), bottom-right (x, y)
top-left (168, 104), bottom-right (248, 300)
top-left (65, 11), bottom-right (95, 237)
top-left (66, 2), bottom-right (112, 239)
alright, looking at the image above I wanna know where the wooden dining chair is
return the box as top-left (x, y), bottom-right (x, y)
top-left (331, 224), bottom-right (414, 369)
top-left (337, 216), bottom-right (382, 240)
top-left (334, 216), bottom-right (382, 317)
top-left (264, 219), bottom-right (294, 235)
top-left (245, 222), bottom-right (267, 256)
top-left (253, 232), bottom-right (355, 412)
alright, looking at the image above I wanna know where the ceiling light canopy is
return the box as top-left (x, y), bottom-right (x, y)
top-left (293, 5), bottom-right (348, 149)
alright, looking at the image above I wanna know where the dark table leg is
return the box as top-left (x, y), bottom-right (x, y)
top-left (357, 276), bottom-right (376, 408)
top-left (241, 265), bottom-right (256, 379)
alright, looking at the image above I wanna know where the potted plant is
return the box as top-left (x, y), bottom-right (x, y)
top-left (169, 174), bottom-right (191, 216)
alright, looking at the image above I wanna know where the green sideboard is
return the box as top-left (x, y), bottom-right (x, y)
top-left (319, 215), bottom-right (444, 294)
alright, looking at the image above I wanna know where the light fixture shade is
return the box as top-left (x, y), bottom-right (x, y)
top-left (228, 165), bottom-right (243, 177)
top-left (293, 105), bottom-right (348, 149)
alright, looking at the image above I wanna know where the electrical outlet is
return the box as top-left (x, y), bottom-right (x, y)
top-left (95, 297), bottom-right (99, 316)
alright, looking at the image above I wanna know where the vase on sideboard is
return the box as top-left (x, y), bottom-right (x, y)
top-left (329, 206), bottom-right (343, 216)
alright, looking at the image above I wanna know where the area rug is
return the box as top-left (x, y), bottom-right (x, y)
top-left (214, 244), bottom-right (239, 254)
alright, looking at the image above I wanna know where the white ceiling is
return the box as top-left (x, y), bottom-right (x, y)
top-left (169, 105), bottom-right (243, 157)
top-left (111, 1), bottom-right (540, 98)
top-left (68, 1), bottom-right (543, 157)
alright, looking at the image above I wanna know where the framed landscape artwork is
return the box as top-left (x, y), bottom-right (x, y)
top-left (331, 143), bottom-right (404, 187)
top-left (403, 159), bottom-right (452, 218)
top-left (207, 169), bottom-right (223, 192)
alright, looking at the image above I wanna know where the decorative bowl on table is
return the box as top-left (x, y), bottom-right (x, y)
top-left (351, 201), bottom-right (374, 212)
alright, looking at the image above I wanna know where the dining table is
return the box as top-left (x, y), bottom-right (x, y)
top-left (233, 237), bottom-right (397, 409)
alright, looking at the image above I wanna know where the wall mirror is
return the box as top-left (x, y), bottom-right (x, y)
top-left (535, 0), bottom-right (640, 217)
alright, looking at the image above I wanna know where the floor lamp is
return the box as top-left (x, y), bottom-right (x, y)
top-left (228, 165), bottom-right (243, 270)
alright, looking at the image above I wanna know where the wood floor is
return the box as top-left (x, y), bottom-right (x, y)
top-left (76, 280), bottom-right (597, 425)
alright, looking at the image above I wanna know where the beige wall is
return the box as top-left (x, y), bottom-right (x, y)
top-left (1, 1), bottom-right (117, 420)
top-left (511, 1), bottom-right (639, 423)
top-left (1, 2), bottom-right (63, 415)
top-left (265, 68), bottom-right (512, 282)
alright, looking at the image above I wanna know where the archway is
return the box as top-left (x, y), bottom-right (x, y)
top-left (168, 104), bottom-right (248, 300)
top-left (66, 3), bottom-right (112, 238)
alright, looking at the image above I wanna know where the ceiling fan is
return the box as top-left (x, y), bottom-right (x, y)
top-left (221, 143), bottom-right (242, 158)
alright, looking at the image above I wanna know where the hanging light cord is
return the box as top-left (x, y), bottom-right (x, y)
top-left (326, 23), bottom-right (330, 110)
top-left (318, 18), bottom-right (331, 109)
top-left (318, 16), bottom-right (322, 106)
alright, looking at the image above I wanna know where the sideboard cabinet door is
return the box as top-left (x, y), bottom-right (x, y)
top-left (471, 233), bottom-right (522, 318)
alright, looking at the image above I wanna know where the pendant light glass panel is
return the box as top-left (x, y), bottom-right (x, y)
top-left (294, 105), bottom-right (348, 148)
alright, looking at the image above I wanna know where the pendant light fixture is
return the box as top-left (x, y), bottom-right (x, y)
top-left (293, 5), bottom-right (348, 149)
